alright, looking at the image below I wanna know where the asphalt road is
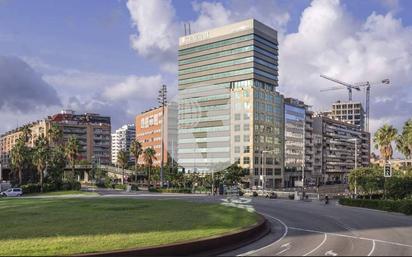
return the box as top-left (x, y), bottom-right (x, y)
top-left (221, 197), bottom-right (412, 256)
top-left (37, 189), bottom-right (412, 256)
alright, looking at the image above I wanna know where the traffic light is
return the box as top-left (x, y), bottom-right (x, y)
top-left (384, 163), bottom-right (392, 177)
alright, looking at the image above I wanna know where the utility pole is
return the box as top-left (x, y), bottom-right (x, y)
top-left (158, 84), bottom-right (167, 188)
top-left (348, 138), bottom-right (358, 197)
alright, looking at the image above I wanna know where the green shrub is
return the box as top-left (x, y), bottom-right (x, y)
top-left (115, 184), bottom-right (127, 190)
top-left (149, 188), bottom-right (191, 193)
top-left (288, 194), bottom-right (295, 200)
top-left (339, 198), bottom-right (412, 215)
top-left (21, 183), bottom-right (41, 194)
top-left (131, 184), bottom-right (139, 191)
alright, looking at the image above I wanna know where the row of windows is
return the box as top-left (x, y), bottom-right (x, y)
top-left (179, 125), bottom-right (229, 133)
top-left (179, 56), bottom-right (277, 76)
top-left (178, 136), bottom-right (230, 144)
top-left (179, 45), bottom-right (253, 65)
top-left (179, 68), bottom-right (254, 85)
top-left (179, 57), bottom-right (253, 75)
top-left (178, 147), bottom-right (230, 153)
top-left (234, 146), bottom-right (251, 154)
top-left (179, 94), bottom-right (230, 104)
top-left (177, 158), bottom-right (230, 164)
top-left (179, 45), bottom-right (277, 66)
top-left (179, 103), bottom-right (229, 114)
top-left (179, 34), bottom-right (254, 56)
top-left (179, 33), bottom-right (278, 56)
top-left (255, 69), bottom-right (278, 81)
top-left (179, 83), bottom-right (230, 95)
top-left (178, 115), bottom-right (230, 125)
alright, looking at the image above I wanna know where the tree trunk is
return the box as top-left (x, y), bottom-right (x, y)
top-left (148, 166), bottom-right (151, 188)
top-left (18, 168), bottom-right (22, 185)
top-left (39, 168), bottom-right (44, 192)
top-left (71, 164), bottom-right (75, 181)
top-left (135, 161), bottom-right (138, 182)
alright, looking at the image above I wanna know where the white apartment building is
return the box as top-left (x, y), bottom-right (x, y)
top-left (111, 124), bottom-right (136, 165)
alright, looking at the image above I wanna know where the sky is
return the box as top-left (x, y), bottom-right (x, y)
top-left (0, 0), bottom-right (411, 156)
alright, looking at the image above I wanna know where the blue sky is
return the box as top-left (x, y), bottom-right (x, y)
top-left (0, 0), bottom-right (412, 158)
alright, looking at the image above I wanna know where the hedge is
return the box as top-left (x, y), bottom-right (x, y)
top-left (149, 188), bottom-right (192, 194)
top-left (339, 198), bottom-right (412, 215)
top-left (21, 181), bottom-right (81, 194)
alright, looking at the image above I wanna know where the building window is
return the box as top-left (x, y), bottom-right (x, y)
top-left (235, 146), bottom-right (240, 153)
top-left (235, 135), bottom-right (240, 142)
top-left (243, 157), bottom-right (250, 164)
top-left (243, 146), bottom-right (250, 153)
top-left (235, 124), bottom-right (241, 131)
top-left (235, 113), bottom-right (241, 120)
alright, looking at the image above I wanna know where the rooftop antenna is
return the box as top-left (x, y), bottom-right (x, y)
top-left (184, 23), bottom-right (187, 36)
top-left (188, 23), bottom-right (191, 34)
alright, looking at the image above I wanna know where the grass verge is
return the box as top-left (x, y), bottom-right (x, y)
top-left (27, 190), bottom-right (99, 196)
top-left (339, 198), bottom-right (412, 215)
top-left (0, 198), bottom-right (258, 256)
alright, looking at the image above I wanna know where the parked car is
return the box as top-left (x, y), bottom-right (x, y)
top-left (1, 188), bottom-right (23, 197)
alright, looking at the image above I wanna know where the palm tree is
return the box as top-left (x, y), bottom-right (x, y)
top-left (143, 148), bottom-right (157, 187)
top-left (373, 124), bottom-right (398, 161)
top-left (32, 135), bottom-right (49, 192)
top-left (10, 137), bottom-right (28, 185)
top-left (129, 140), bottom-right (143, 181)
top-left (117, 150), bottom-right (129, 185)
top-left (48, 124), bottom-right (63, 146)
top-left (397, 120), bottom-right (412, 159)
top-left (65, 136), bottom-right (79, 181)
top-left (20, 125), bottom-right (32, 143)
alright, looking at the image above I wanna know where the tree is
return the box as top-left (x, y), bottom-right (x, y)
top-left (130, 140), bottom-right (143, 181)
top-left (222, 163), bottom-right (249, 186)
top-left (48, 124), bottom-right (63, 146)
top-left (32, 135), bottom-right (49, 192)
top-left (10, 137), bottom-right (29, 185)
top-left (117, 150), bottom-right (129, 185)
top-left (143, 148), bottom-right (157, 187)
top-left (65, 136), bottom-right (79, 181)
top-left (396, 119), bottom-right (412, 159)
top-left (373, 124), bottom-right (398, 161)
top-left (20, 125), bottom-right (32, 143)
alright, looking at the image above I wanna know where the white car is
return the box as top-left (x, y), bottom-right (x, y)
top-left (1, 188), bottom-right (23, 197)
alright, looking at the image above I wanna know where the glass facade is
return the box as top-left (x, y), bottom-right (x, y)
top-left (284, 103), bottom-right (305, 187)
top-left (178, 19), bottom-right (284, 189)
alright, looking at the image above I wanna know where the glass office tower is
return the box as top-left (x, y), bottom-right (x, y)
top-left (178, 19), bottom-right (284, 189)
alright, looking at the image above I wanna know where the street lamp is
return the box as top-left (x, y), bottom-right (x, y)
top-left (158, 84), bottom-right (167, 188)
top-left (262, 150), bottom-right (276, 192)
top-left (348, 138), bottom-right (359, 197)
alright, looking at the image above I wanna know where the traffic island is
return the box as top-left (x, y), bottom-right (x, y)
top-left (0, 198), bottom-right (265, 256)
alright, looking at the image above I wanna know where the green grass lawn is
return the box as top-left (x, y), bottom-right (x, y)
top-left (27, 190), bottom-right (99, 196)
top-left (0, 198), bottom-right (258, 256)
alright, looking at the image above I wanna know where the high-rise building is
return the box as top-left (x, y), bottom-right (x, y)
top-left (111, 124), bottom-right (136, 165)
top-left (313, 114), bottom-right (370, 183)
top-left (48, 110), bottom-right (112, 164)
top-left (135, 105), bottom-right (178, 166)
top-left (284, 98), bottom-right (317, 187)
top-left (0, 110), bottom-right (112, 174)
top-left (177, 19), bottom-right (284, 189)
top-left (330, 101), bottom-right (365, 130)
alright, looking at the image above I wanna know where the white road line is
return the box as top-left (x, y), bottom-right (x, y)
top-left (368, 240), bottom-right (376, 256)
top-left (303, 233), bottom-right (328, 256)
top-left (275, 246), bottom-right (291, 255)
top-left (289, 226), bottom-right (412, 249)
top-left (237, 213), bottom-right (289, 256)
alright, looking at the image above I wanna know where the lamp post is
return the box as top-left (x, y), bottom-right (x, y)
top-left (158, 84), bottom-right (167, 188)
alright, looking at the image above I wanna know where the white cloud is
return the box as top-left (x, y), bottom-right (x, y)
top-left (126, 0), bottom-right (179, 73)
top-left (102, 75), bottom-right (163, 101)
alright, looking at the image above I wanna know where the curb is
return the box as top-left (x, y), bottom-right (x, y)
top-left (75, 214), bottom-right (269, 257)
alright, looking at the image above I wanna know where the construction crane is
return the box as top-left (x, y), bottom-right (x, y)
top-left (320, 74), bottom-right (361, 101)
top-left (355, 78), bottom-right (390, 132)
top-left (320, 74), bottom-right (390, 132)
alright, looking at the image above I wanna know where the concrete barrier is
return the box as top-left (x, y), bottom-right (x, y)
top-left (75, 214), bottom-right (269, 257)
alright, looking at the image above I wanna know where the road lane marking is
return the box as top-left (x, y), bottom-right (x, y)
top-left (276, 245), bottom-right (291, 255)
top-left (303, 233), bottom-right (328, 256)
top-left (237, 213), bottom-right (289, 256)
top-left (325, 250), bottom-right (338, 256)
top-left (368, 240), bottom-right (376, 256)
top-left (289, 226), bottom-right (412, 249)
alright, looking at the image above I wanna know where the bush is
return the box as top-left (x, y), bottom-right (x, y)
top-left (61, 181), bottom-right (81, 191)
top-left (339, 198), bottom-right (412, 215)
top-left (131, 184), bottom-right (139, 191)
top-left (252, 191), bottom-right (258, 197)
top-left (288, 194), bottom-right (295, 200)
top-left (149, 188), bottom-right (191, 194)
top-left (115, 184), bottom-right (127, 190)
top-left (21, 183), bottom-right (41, 194)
